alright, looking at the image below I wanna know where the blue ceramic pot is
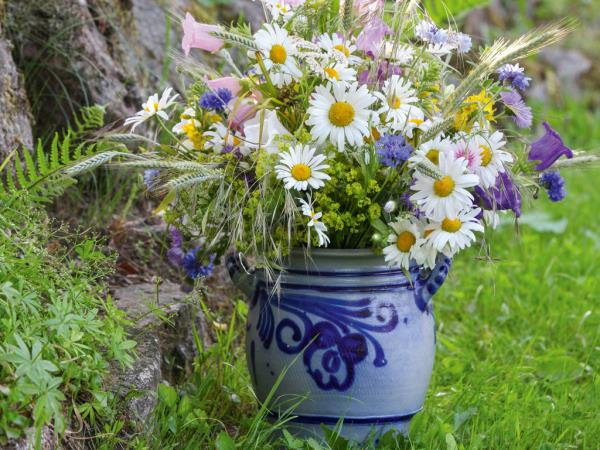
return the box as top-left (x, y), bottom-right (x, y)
top-left (227, 249), bottom-right (451, 442)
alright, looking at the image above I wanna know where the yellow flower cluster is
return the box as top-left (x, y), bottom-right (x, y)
top-left (454, 90), bottom-right (495, 132)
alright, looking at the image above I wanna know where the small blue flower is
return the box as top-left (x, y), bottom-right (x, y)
top-left (375, 134), bottom-right (413, 168)
top-left (182, 247), bottom-right (215, 279)
top-left (199, 88), bottom-right (233, 113)
top-left (143, 169), bottom-right (160, 188)
top-left (497, 63), bottom-right (531, 91)
top-left (540, 171), bottom-right (566, 202)
top-left (452, 32), bottom-right (472, 53)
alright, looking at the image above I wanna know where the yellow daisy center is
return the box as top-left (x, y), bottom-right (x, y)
top-left (371, 127), bottom-right (381, 141)
top-left (480, 145), bottom-right (492, 167)
top-left (328, 102), bottom-right (355, 127)
top-left (333, 44), bottom-right (350, 57)
top-left (232, 136), bottom-right (241, 146)
top-left (410, 118), bottom-right (424, 126)
top-left (145, 101), bottom-right (159, 113)
top-left (441, 218), bottom-right (462, 233)
top-left (291, 163), bottom-right (312, 181)
top-left (324, 67), bottom-right (340, 80)
top-left (396, 231), bottom-right (416, 253)
top-left (269, 44), bottom-right (287, 64)
top-left (426, 149), bottom-right (440, 165)
top-left (433, 175), bottom-right (455, 197)
top-left (390, 96), bottom-right (402, 109)
top-left (424, 229), bottom-right (434, 238)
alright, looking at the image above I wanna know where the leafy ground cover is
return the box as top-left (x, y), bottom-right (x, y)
top-left (0, 193), bottom-right (135, 447)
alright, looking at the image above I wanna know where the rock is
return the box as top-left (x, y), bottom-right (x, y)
top-left (540, 48), bottom-right (591, 96)
top-left (110, 280), bottom-right (209, 424)
top-left (219, 0), bottom-right (265, 32)
top-left (7, 425), bottom-right (57, 450)
top-left (3, 0), bottom-right (193, 134)
top-left (0, 25), bottom-right (33, 156)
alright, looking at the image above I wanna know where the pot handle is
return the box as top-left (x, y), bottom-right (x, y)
top-left (226, 252), bottom-right (257, 300)
top-left (415, 256), bottom-right (452, 310)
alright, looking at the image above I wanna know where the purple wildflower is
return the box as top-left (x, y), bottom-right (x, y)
top-left (143, 169), bottom-right (160, 188)
top-left (199, 88), bottom-right (233, 113)
top-left (540, 171), bottom-right (566, 202)
top-left (167, 227), bottom-right (185, 267)
top-left (528, 122), bottom-right (573, 171)
top-left (500, 89), bottom-right (533, 128)
top-left (497, 63), bottom-right (531, 91)
top-left (375, 134), bottom-right (413, 168)
top-left (474, 171), bottom-right (522, 217)
top-left (182, 247), bottom-right (215, 279)
top-left (358, 61), bottom-right (402, 87)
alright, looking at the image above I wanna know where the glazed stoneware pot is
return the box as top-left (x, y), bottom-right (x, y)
top-left (227, 249), bottom-right (451, 442)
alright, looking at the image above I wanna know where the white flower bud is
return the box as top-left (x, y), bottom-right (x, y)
top-left (384, 200), bottom-right (397, 213)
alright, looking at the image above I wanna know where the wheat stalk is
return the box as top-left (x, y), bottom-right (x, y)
top-left (63, 151), bottom-right (134, 175)
top-left (210, 30), bottom-right (258, 51)
top-left (159, 171), bottom-right (222, 193)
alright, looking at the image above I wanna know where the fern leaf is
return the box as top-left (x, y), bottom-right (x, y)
top-left (15, 158), bottom-right (27, 188)
top-left (35, 139), bottom-right (48, 175)
top-left (61, 131), bottom-right (72, 165)
top-left (5, 170), bottom-right (17, 192)
top-left (22, 148), bottom-right (37, 183)
top-left (50, 133), bottom-right (60, 169)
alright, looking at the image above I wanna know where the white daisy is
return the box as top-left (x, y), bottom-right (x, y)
top-left (472, 128), bottom-right (513, 188)
top-left (242, 109), bottom-right (291, 154)
top-left (427, 208), bottom-right (484, 256)
top-left (382, 218), bottom-right (422, 269)
top-left (317, 33), bottom-right (361, 66)
top-left (383, 42), bottom-right (414, 65)
top-left (264, 0), bottom-right (294, 21)
top-left (204, 122), bottom-right (242, 154)
top-left (374, 75), bottom-right (422, 132)
top-left (124, 87), bottom-right (178, 131)
top-left (298, 198), bottom-right (330, 247)
top-left (172, 107), bottom-right (199, 134)
top-left (409, 135), bottom-right (452, 167)
top-left (306, 82), bottom-right (376, 151)
top-left (276, 144), bottom-right (330, 191)
top-left (319, 63), bottom-right (356, 84)
top-left (254, 24), bottom-right (302, 87)
top-left (403, 109), bottom-right (427, 139)
top-left (410, 152), bottom-right (480, 221)
top-left (412, 234), bottom-right (440, 270)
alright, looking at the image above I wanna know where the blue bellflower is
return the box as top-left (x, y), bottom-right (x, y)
top-left (375, 134), bottom-right (414, 168)
top-left (199, 88), bottom-right (233, 113)
top-left (474, 172), bottom-right (522, 218)
top-left (528, 122), bottom-right (573, 171)
top-left (540, 171), bottom-right (566, 202)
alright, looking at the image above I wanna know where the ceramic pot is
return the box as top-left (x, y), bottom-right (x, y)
top-left (227, 249), bottom-right (451, 442)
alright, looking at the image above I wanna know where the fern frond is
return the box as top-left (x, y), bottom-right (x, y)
top-left (15, 158), bottom-right (27, 188)
top-left (210, 30), bottom-right (258, 51)
top-left (61, 132), bottom-right (71, 165)
top-left (35, 140), bottom-right (48, 175)
top-left (50, 134), bottom-right (60, 169)
top-left (23, 148), bottom-right (37, 183)
top-left (74, 105), bottom-right (106, 135)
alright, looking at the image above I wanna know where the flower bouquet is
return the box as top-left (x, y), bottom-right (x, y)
top-left (76, 0), bottom-right (587, 440)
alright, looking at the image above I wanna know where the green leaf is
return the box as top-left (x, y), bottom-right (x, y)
top-left (215, 431), bottom-right (235, 450)
top-left (423, 0), bottom-right (491, 24)
top-left (157, 384), bottom-right (178, 408)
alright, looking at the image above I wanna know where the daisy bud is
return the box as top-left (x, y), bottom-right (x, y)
top-left (371, 232), bottom-right (382, 243)
top-left (384, 200), bottom-right (397, 213)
